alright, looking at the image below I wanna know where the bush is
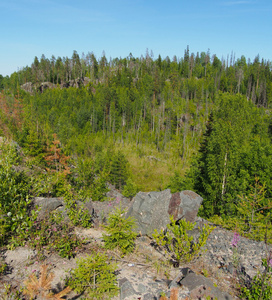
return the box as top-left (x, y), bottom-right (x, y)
top-left (153, 216), bottom-right (214, 265)
top-left (67, 252), bottom-right (119, 299)
top-left (0, 141), bottom-right (32, 245)
top-left (103, 207), bottom-right (137, 255)
top-left (22, 212), bottom-right (83, 259)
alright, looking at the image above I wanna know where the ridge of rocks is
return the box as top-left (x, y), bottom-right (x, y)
top-left (1, 189), bottom-right (271, 299)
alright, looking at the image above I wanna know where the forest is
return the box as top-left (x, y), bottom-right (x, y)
top-left (0, 47), bottom-right (272, 243)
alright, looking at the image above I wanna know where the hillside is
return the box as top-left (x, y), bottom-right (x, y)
top-left (0, 49), bottom-right (272, 298)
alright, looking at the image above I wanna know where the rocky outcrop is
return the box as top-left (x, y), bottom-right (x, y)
top-left (118, 266), bottom-right (234, 300)
top-left (126, 189), bottom-right (203, 236)
top-left (21, 77), bottom-right (92, 94)
top-left (33, 197), bottom-right (94, 221)
top-left (20, 82), bottom-right (34, 93)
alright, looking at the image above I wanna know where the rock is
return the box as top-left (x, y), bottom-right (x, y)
top-left (169, 267), bottom-right (193, 289)
top-left (203, 226), bottom-right (272, 284)
top-left (38, 82), bottom-right (56, 93)
top-left (126, 189), bottom-right (203, 236)
top-left (21, 82), bottom-right (34, 93)
top-left (143, 293), bottom-right (155, 300)
top-left (21, 77), bottom-right (91, 94)
top-left (91, 196), bottom-right (130, 224)
top-left (33, 197), bottom-right (94, 222)
top-left (33, 197), bottom-right (64, 219)
top-left (119, 278), bottom-right (139, 300)
top-left (180, 271), bottom-right (234, 300)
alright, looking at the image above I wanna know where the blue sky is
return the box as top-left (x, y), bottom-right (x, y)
top-left (1, 0), bottom-right (272, 76)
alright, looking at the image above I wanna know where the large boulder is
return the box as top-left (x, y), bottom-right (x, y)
top-left (126, 189), bottom-right (203, 236)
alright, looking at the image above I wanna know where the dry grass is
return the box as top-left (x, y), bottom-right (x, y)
top-left (115, 141), bottom-right (187, 192)
top-left (23, 264), bottom-right (71, 300)
top-left (159, 287), bottom-right (179, 300)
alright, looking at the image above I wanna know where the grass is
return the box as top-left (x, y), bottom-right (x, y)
top-left (114, 140), bottom-right (190, 192)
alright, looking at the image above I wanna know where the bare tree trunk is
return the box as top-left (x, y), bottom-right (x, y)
top-left (221, 151), bottom-right (228, 204)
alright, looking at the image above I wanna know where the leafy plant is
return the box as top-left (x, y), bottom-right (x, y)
top-left (23, 212), bottom-right (83, 259)
top-left (0, 141), bottom-right (33, 245)
top-left (153, 216), bottom-right (214, 265)
top-left (102, 206), bottom-right (137, 255)
top-left (67, 252), bottom-right (119, 299)
top-left (64, 194), bottom-right (93, 228)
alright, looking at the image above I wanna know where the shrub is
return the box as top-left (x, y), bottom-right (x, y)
top-left (23, 212), bottom-right (83, 259)
top-left (153, 216), bottom-right (214, 265)
top-left (67, 252), bottom-right (119, 299)
top-left (103, 207), bottom-right (137, 255)
top-left (0, 141), bottom-right (32, 245)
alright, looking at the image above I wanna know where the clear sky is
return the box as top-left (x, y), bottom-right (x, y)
top-left (1, 0), bottom-right (272, 76)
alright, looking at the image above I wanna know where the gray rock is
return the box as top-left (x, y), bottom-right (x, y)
top-left (126, 189), bottom-right (203, 236)
top-left (180, 271), bottom-right (234, 300)
top-left (21, 82), bottom-right (33, 93)
top-left (137, 283), bottom-right (147, 293)
top-left (119, 278), bottom-right (138, 300)
top-left (143, 293), bottom-right (156, 300)
top-left (33, 197), bottom-right (64, 219)
top-left (169, 267), bottom-right (193, 289)
top-left (33, 197), bottom-right (94, 222)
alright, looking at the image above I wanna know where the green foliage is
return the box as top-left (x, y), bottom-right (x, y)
top-left (122, 178), bottom-right (138, 199)
top-left (72, 157), bottom-right (109, 201)
top-left (240, 258), bottom-right (272, 300)
top-left (105, 150), bottom-right (130, 191)
top-left (103, 207), bottom-right (137, 255)
top-left (0, 141), bottom-right (34, 245)
top-left (153, 216), bottom-right (214, 265)
top-left (0, 260), bottom-right (7, 275)
top-left (208, 178), bottom-right (272, 244)
top-left (64, 195), bottom-right (93, 228)
top-left (67, 251), bottom-right (119, 299)
top-left (22, 212), bottom-right (83, 259)
top-left (167, 171), bottom-right (185, 193)
top-left (184, 93), bottom-right (272, 218)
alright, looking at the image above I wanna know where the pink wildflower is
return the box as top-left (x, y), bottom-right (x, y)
top-left (231, 232), bottom-right (240, 247)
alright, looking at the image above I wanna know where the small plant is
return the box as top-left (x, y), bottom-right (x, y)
top-left (153, 216), bottom-right (214, 265)
top-left (67, 251), bottom-right (119, 299)
top-left (23, 264), bottom-right (71, 299)
top-left (0, 261), bottom-right (8, 275)
top-left (103, 206), bottom-right (137, 255)
top-left (2, 283), bottom-right (24, 300)
top-left (201, 268), bottom-right (209, 278)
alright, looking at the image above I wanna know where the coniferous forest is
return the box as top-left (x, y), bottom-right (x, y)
top-left (0, 48), bottom-right (272, 242)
